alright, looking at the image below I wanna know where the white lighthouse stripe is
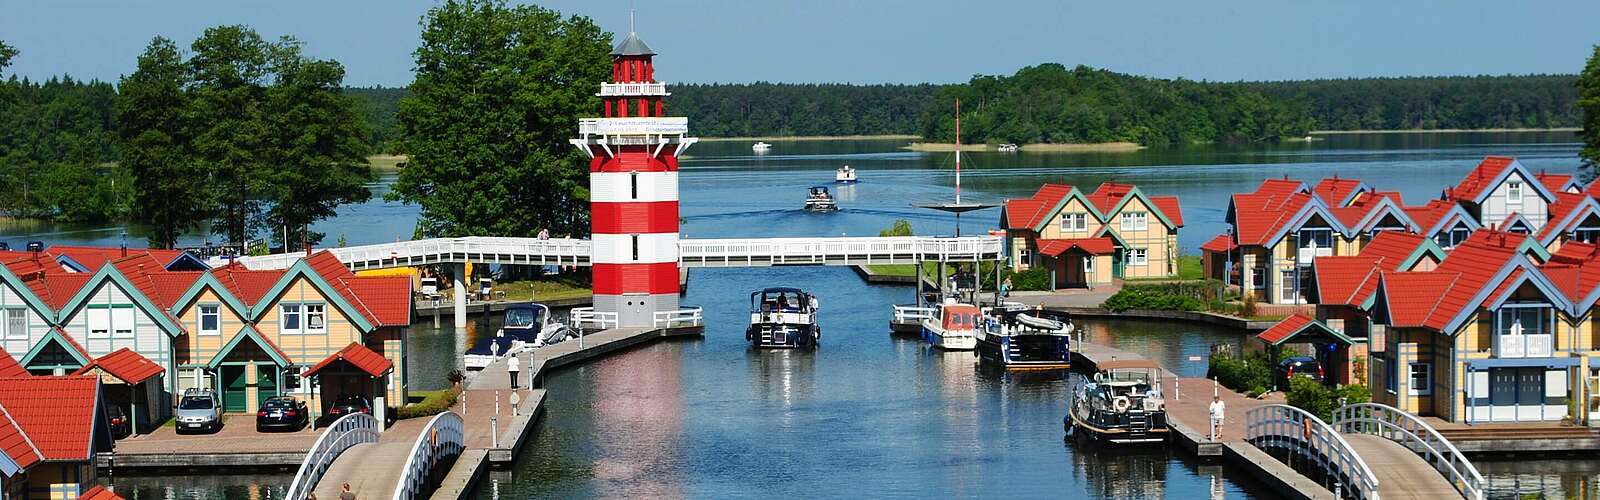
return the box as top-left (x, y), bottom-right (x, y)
top-left (591, 233), bottom-right (679, 264)
top-left (590, 172), bottom-right (678, 203)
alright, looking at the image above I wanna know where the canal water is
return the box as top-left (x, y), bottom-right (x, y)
top-left (75, 132), bottom-right (1600, 498)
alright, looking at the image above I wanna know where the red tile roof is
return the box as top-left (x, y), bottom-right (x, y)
top-left (0, 402), bottom-right (41, 470)
top-left (1314, 256), bottom-right (1385, 307)
top-left (1552, 241), bottom-right (1600, 265)
top-left (339, 277), bottom-right (414, 326)
top-left (1313, 178), bottom-right (1365, 206)
top-left (1381, 229), bottom-right (1530, 331)
top-left (303, 343), bottom-right (393, 378)
top-left (1085, 182), bottom-right (1136, 214)
top-left (1537, 192), bottom-right (1598, 241)
top-left (1003, 184), bottom-right (1074, 230)
top-left (1232, 191), bottom-right (1317, 246)
top-left (1536, 171), bottom-right (1577, 194)
top-left (1253, 178), bottom-right (1308, 198)
top-left (1037, 238), bottom-right (1117, 257)
top-left (1403, 199), bottom-right (1459, 234)
top-left (211, 265), bottom-right (285, 307)
top-left (1361, 231), bottom-right (1429, 263)
top-left (1379, 271), bottom-right (1463, 328)
top-left (1149, 195), bottom-right (1184, 227)
top-left (0, 349), bottom-right (28, 379)
top-left (1200, 234), bottom-right (1235, 253)
top-left (0, 376), bottom-right (100, 461)
top-left (78, 485), bottom-right (124, 500)
top-left (1256, 313), bottom-right (1316, 344)
top-left (74, 348), bottom-right (164, 385)
top-left (1445, 156), bottom-right (1515, 202)
top-left (48, 246), bottom-right (189, 272)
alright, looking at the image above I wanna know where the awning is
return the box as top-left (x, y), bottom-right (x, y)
top-left (303, 343), bottom-right (393, 378)
top-left (74, 348), bottom-right (164, 385)
top-left (1466, 357), bottom-right (1580, 370)
top-left (1256, 314), bottom-right (1359, 346)
top-left (1038, 237), bottom-right (1117, 257)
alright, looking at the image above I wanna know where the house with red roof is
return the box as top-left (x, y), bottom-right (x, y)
top-left (1369, 229), bottom-right (1579, 423)
top-left (74, 348), bottom-right (166, 436)
top-left (1442, 156), bottom-right (1556, 232)
top-left (0, 257), bottom-right (66, 375)
top-left (1534, 171), bottom-right (1583, 195)
top-left (1403, 199), bottom-right (1482, 249)
top-left (0, 375), bottom-right (113, 498)
top-left (1534, 192), bottom-right (1600, 254)
top-left (999, 182), bottom-right (1183, 288)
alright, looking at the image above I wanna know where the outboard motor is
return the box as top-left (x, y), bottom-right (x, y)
top-left (0, 242), bottom-right (8, 251)
top-left (25, 241), bottom-right (43, 253)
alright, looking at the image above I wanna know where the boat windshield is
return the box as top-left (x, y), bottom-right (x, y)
top-left (942, 305), bottom-right (980, 330)
top-left (505, 307), bottom-right (542, 328)
top-left (754, 291), bottom-right (807, 313)
top-left (1105, 368), bottom-right (1155, 384)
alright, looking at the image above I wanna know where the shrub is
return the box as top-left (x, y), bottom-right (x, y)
top-left (1208, 351), bottom-right (1272, 394)
top-left (1287, 378), bottom-right (1370, 422)
top-left (1102, 284), bottom-right (1206, 312)
top-left (397, 385), bottom-right (461, 420)
top-left (879, 219), bottom-right (914, 237)
top-left (1008, 268), bottom-right (1051, 291)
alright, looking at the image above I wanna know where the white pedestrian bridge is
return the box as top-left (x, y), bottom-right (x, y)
top-left (230, 235), bottom-right (1004, 271)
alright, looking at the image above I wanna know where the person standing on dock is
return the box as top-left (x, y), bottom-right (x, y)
top-left (1208, 395), bottom-right (1226, 440)
top-left (508, 354), bottom-right (521, 389)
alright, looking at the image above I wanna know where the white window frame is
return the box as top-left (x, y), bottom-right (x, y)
top-left (1409, 362), bottom-right (1432, 396)
top-left (1083, 256), bottom-right (1095, 273)
top-left (111, 307), bottom-right (135, 339)
top-left (87, 308), bottom-right (111, 339)
top-left (198, 305), bottom-right (221, 336)
top-left (1127, 248), bottom-right (1148, 266)
top-left (1018, 248), bottom-right (1031, 266)
top-left (1120, 212), bottom-right (1149, 232)
top-left (305, 304), bottom-right (327, 334)
top-left (281, 304), bottom-right (303, 335)
top-left (1507, 181), bottom-right (1523, 204)
top-left (3, 308), bottom-right (25, 340)
top-left (1251, 267), bottom-right (1267, 289)
top-left (1060, 213), bottom-right (1088, 232)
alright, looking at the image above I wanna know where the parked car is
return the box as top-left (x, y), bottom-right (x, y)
top-left (175, 389), bottom-right (223, 434)
top-left (320, 394), bottom-right (373, 424)
top-left (255, 396), bottom-right (309, 432)
top-left (107, 405), bottom-right (131, 439)
top-left (1274, 356), bottom-right (1326, 390)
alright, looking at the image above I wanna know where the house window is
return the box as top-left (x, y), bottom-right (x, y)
top-left (199, 305), bottom-right (220, 336)
top-left (1060, 213), bottom-right (1088, 232)
top-left (1127, 248), bottom-right (1148, 266)
top-left (306, 304), bottom-right (327, 333)
top-left (1409, 362), bottom-right (1432, 395)
top-left (1120, 212), bottom-right (1148, 232)
top-left (1280, 269), bottom-right (1298, 303)
top-left (1507, 181), bottom-right (1523, 204)
top-left (1251, 267), bottom-right (1267, 289)
top-left (1497, 306), bottom-right (1548, 337)
top-left (1573, 228), bottom-right (1600, 244)
top-left (1435, 225), bottom-right (1472, 248)
top-left (1083, 256), bottom-right (1095, 273)
top-left (3, 309), bottom-right (23, 340)
top-left (1018, 248), bottom-right (1031, 266)
top-left (1298, 228), bottom-right (1334, 252)
top-left (1381, 356), bottom-right (1397, 394)
top-left (112, 307), bottom-right (135, 338)
top-left (282, 304), bottom-right (302, 334)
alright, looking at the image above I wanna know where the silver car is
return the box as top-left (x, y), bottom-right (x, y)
top-left (175, 389), bottom-right (223, 433)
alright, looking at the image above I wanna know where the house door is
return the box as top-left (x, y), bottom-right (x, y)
top-left (1112, 252), bottom-right (1126, 279)
top-left (257, 365), bottom-right (280, 400)
top-left (222, 366), bottom-right (248, 413)
top-left (1490, 368), bottom-right (1516, 422)
top-left (1517, 368), bottom-right (1544, 421)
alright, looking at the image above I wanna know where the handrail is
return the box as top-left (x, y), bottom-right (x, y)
top-left (284, 412), bottom-right (381, 500)
top-left (1246, 404), bottom-right (1380, 500)
top-left (391, 411), bottom-right (465, 500)
top-left (653, 307), bottom-right (703, 328)
top-left (1333, 403), bottom-right (1485, 500)
top-left (892, 305), bottom-right (935, 323)
top-left (570, 307), bottom-right (618, 331)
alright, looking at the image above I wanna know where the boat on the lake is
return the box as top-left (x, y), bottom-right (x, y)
top-left (746, 287), bottom-right (821, 348)
top-left (977, 306), bottom-right (1072, 369)
top-left (803, 186), bottom-right (839, 212)
top-left (1066, 359), bottom-right (1169, 445)
top-left (997, 143), bottom-right (1019, 152)
top-left (753, 141), bottom-right (772, 153)
top-left (463, 304), bottom-right (573, 369)
top-left (921, 299), bottom-right (979, 350)
top-left (835, 165), bottom-right (858, 183)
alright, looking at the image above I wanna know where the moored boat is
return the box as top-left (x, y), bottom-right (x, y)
top-left (803, 186), bottom-right (839, 212)
top-left (752, 141), bottom-right (772, 153)
top-left (835, 165), bottom-right (858, 183)
top-left (463, 304), bottom-right (573, 369)
top-left (921, 299), bottom-right (979, 350)
top-left (997, 143), bottom-right (1019, 152)
top-left (746, 287), bottom-right (821, 349)
top-left (1066, 359), bottom-right (1169, 445)
top-left (977, 307), bottom-right (1072, 369)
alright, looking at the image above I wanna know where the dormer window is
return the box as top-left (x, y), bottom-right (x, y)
top-left (1507, 181), bottom-right (1523, 204)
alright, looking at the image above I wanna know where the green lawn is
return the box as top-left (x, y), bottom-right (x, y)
top-left (491, 278), bottom-right (592, 302)
top-left (1177, 255), bottom-right (1203, 280)
top-left (866, 264), bottom-right (919, 276)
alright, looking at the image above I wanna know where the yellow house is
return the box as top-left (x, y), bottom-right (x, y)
top-left (999, 183), bottom-right (1183, 288)
top-left (0, 375), bottom-right (114, 499)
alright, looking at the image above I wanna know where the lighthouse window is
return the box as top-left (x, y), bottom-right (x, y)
top-left (630, 171), bottom-right (639, 199)
top-left (631, 234), bottom-right (640, 261)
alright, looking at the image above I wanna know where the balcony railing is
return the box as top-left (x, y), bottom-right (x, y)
top-left (598, 82), bottom-right (669, 96)
top-left (1495, 333), bottom-right (1553, 358)
top-left (1297, 245), bottom-right (1333, 262)
top-left (578, 117), bottom-right (689, 135)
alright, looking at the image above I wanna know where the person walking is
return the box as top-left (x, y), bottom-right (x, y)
top-left (1001, 277), bottom-right (1012, 298)
top-left (1208, 395), bottom-right (1226, 441)
top-left (339, 483), bottom-right (355, 500)
top-left (507, 354), bottom-right (521, 389)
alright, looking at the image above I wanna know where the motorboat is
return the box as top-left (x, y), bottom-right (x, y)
top-left (746, 287), bottom-right (821, 348)
top-left (463, 304), bottom-right (573, 369)
top-left (835, 165), bottom-right (858, 183)
top-left (803, 186), bottom-right (839, 212)
top-left (753, 141), bottom-right (772, 153)
top-left (1066, 359), bottom-right (1169, 445)
top-left (997, 143), bottom-right (1019, 152)
top-left (977, 306), bottom-right (1072, 369)
top-left (921, 299), bottom-right (979, 350)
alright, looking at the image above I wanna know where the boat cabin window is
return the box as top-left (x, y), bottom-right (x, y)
top-left (755, 291), bottom-right (808, 313)
top-left (505, 308), bottom-right (542, 329)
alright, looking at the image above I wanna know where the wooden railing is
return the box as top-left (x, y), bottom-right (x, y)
top-left (1333, 403), bottom-right (1484, 500)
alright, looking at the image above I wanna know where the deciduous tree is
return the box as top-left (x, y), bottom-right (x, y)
top-left (260, 49), bottom-right (373, 248)
top-left (116, 37), bottom-right (210, 248)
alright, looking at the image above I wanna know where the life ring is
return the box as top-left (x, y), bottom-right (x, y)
top-left (1112, 396), bottom-right (1131, 412)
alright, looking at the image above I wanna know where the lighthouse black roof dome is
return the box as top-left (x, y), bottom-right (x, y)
top-left (611, 32), bottom-right (656, 56)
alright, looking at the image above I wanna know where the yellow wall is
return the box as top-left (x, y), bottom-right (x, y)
top-left (1099, 197), bottom-right (1177, 279)
top-left (173, 287), bottom-right (250, 366)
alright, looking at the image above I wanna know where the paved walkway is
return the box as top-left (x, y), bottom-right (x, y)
top-left (1344, 434), bottom-right (1461, 499)
top-left (114, 417), bottom-right (318, 456)
top-left (310, 409), bottom-right (432, 499)
top-left (1009, 286), bottom-right (1120, 308)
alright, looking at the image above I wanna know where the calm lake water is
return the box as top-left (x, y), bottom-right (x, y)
top-left (81, 131), bottom-right (1598, 498)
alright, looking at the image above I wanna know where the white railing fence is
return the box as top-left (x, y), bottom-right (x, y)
top-left (284, 413), bottom-right (382, 500)
top-left (391, 411), bottom-right (465, 500)
top-left (654, 307), bottom-right (703, 329)
top-left (893, 305), bottom-right (935, 323)
top-left (1333, 403), bottom-right (1485, 500)
top-left (1246, 404), bottom-right (1380, 500)
top-left (678, 236), bottom-right (1002, 267)
top-left (570, 307), bottom-right (618, 331)
top-left (231, 237), bottom-right (592, 270)
top-left (598, 82), bottom-right (670, 96)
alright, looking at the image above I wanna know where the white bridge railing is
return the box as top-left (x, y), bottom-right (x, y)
top-left (231, 237), bottom-right (591, 271)
top-left (597, 82), bottom-right (669, 96)
top-left (391, 411), bottom-right (465, 500)
top-left (654, 307), bottom-right (703, 329)
top-left (1333, 403), bottom-right (1485, 500)
top-left (892, 305), bottom-right (935, 324)
top-left (570, 307), bottom-right (618, 331)
top-left (284, 413), bottom-right (382, 500)
top-left (1246, 404), bottom-right (1380, 500)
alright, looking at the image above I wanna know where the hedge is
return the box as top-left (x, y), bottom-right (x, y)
top-left (1208, 351), bottom-right (1272, 397)
top-left (397, 385), bottom-right (462, 420)
top-left (1286, 377), bottom-right (1370, 421)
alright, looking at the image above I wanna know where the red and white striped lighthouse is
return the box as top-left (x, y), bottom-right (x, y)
top-left (573, 27), bottom-right (695, 327)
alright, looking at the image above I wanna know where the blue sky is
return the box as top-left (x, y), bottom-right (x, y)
top-left (3, 0), bottom-right (1598, 86)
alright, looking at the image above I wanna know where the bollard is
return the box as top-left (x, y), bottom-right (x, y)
top-left (1175, 377), bottom-right (1181, 401)
top-left (511, 390), bottom-right (521, 417)
top-left (462, 390), bottom-right (468, 416)
top-left (491, 415), bottom-right (499, 448)
top-left (495, 391), bottom-right (501, 416)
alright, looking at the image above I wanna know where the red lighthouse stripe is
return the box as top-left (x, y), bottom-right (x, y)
top-left (589, 150), bottom-right (678, 173)
top-left (592, 262), bottom-right (680, 295)
top-left (591, 202), bottom-right (679, 234)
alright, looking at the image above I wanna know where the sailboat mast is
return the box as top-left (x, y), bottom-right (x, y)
top-left (955, 98), bottom-right (962, 204)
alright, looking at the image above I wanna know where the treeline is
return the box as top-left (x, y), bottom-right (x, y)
top-left (669, 83), bottom-right (937, 137)
top-left (345, 86), bottom-right (405, 153)
top-left (1243, 74), bottom-right (1581, 131)
top-left (922, 64), bottom-right (1313, 145)
top-left (0, 76), bottom-right (130, 221)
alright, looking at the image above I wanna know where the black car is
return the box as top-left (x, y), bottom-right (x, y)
top-left (322, 394), bottom-right (372, 424)
top-left (1275, 356), bottom-right (1326, 390)
top-left (255, 396), bottom-right (309, 432)
top-left (107, 405), bottom-right (131, 439)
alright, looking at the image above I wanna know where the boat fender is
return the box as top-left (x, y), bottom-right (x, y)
top-left (1112, 396), bottom-right (1131, 413)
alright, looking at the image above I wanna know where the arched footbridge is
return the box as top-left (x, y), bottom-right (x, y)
top-left (284, 411), bottom-right (465, 500)
top-left (1246, 403), bottom-right (1485, 500)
